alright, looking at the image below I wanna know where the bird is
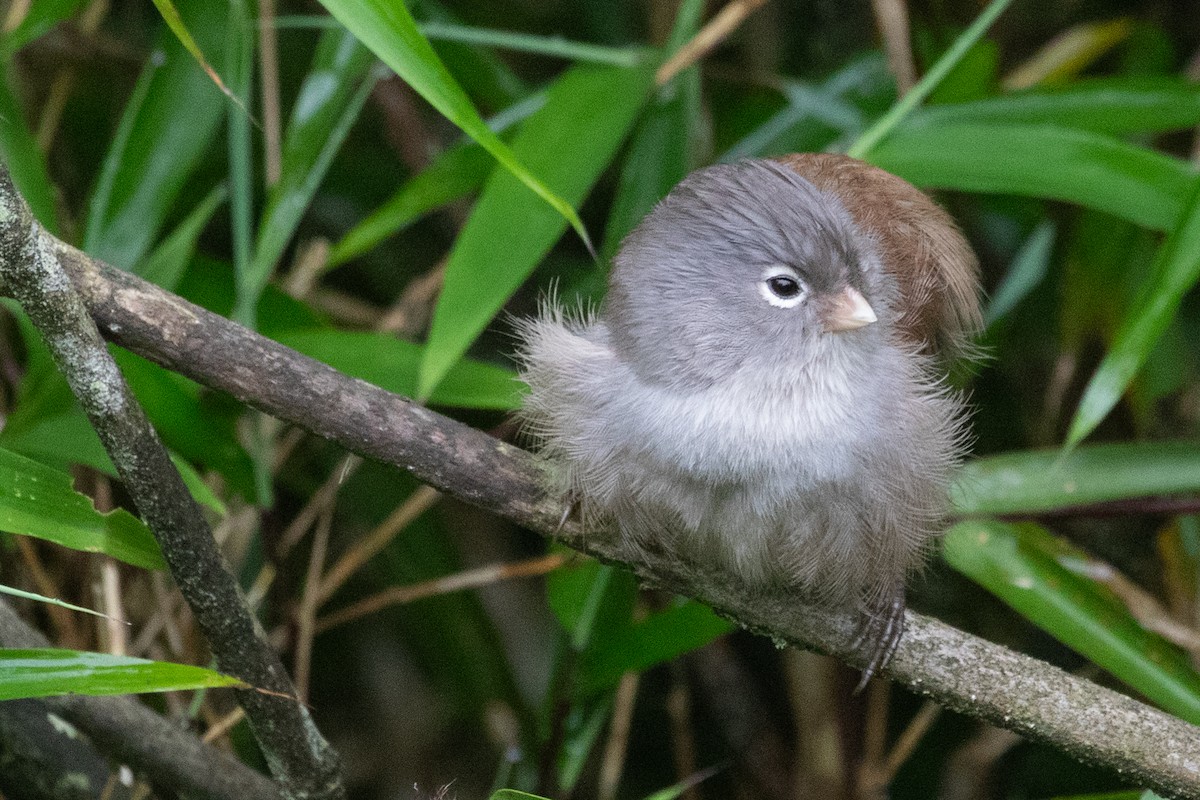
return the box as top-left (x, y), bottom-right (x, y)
top-left (516, 153), bottom-right (982, 686)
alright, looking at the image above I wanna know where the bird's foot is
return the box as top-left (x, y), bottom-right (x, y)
top-left (851, 585), bottom-right (906, 694)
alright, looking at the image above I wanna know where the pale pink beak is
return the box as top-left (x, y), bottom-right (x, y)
top-left (823, 286), bottom-right (877, 333)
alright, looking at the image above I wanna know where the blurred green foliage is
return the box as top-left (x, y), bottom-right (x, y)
top-left (0, 0), bottom-right (1199, 798)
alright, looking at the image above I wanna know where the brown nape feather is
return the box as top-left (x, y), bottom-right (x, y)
top-left (775, 153), bottom-right (983, 361)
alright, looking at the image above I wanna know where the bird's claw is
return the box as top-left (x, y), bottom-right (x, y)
top-left (851, 586), bottom-right (906, 694)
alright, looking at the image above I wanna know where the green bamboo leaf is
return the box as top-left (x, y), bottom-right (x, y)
top-left (274, 329), bottom-right (524, 410)
top-left (314, 0), bottom-right (590, 247)
top-left (0, 584), bottom-right (118, 622)
top-left (579, 600), bottom-right (733, 694)
top-left (0, 447), bottom-right (165, 571)
top-left (138, 184), bottom-right (226, 291)
top-left (240, 29), bottom-right (376, 320)
top-left (1066, 177), bottom-right (1200, 446)
top-left (943, 520), bottom-right (1200, 725)
top-left (84, 0), bottom-right (227, 270)
top-left (951, 441), bottom-right (1200, 517)
top-left (869, 123), bottom-right (1194, 232)
top-left (419, 62), bottom-right (654, 399)
top-left (0, 61), bottom-right (57, 231)
top-left (912, 77), bottom-right (1200, 135)
top-left (328, 141), bottom-right (492, 267)
top-left (0, 649), bottom-right (242, 700)
top-left (985, 220), bottom-right (1055, 325)
top-left (327, 91), bottom-right (546, 268)
top-left (490, 792), bottom-right (550, 800)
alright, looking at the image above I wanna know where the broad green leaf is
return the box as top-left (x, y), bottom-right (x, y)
top-left (314, 0), bottom-right (590, 246)
top-left (869, 124), bottom-right (1195, 232)
top-left (578, 600), bottom-right (733, 694)
top-left (943, 520), bottom-right (1200, 725)
top-left (84, 0), bottom-right (227, 270)
top-left (1066, 177), bottom-right (1200, 446)
top-left (0, 649), bottom-right (242, 700)
top-left (240, 29), bottom-right (376, 320)
top-left (0, 62), bottom-right (57, 231)
top-left (419, 63), bottom-right (654, 398)
top-left (274, 330), bottom-right (524, 410)
top-left (951, 441), bottom-right (1200, 517)
top-left (0, 447), bottom-right (165, 571)
top-left (913, 77), bottom-right (1200, 135)
top-left (139, 184), bottom-right (226, 291)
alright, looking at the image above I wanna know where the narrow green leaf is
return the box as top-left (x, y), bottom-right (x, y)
top-left (148, 0), bottom-right (247, 111)
top-left (418, 22), bottom-right (649, 66)
top-left (951, 441), bottom-right (1200, 517)
top-left (490, 791), bottom-right (550, 800)
top-left (419, 63), bottom-right (654, 399)
top-left (985, 220), bottom-right (1055, 325)
top-left (869, 123), bottom-right (1195, 232)
top-left (848, 0), bottom-right (1015, 158)
top-left (242, 29), bottom-right (376, 316)
top-left (226, 0), bottom-right (255, 326)
top-left (138, 184), bottom-right (227, 291)
top-left (274, 329), bottom-right (524, 410)
top-left (912, 77), bottom-right (1200, 136)
top-left (315, 0), bottom-right (590, 246)
top-left (0, 61), bottom-right (57, 231)
top-left (0, 584), bottom-right (117, 622)
top-left (328, 141), bottom-right (493, 266)
top-left (0, 649), bottom-right (242, 700)
top-left (1066, 177), bottom-right (1200, 446)
top-left (944, 520), bottom-right (1200, 725)
top-left (328, 92), bottom-right (545, 267)
top-left (0, 447), bottom-right (165, 571)
top-left (84, 0), bottom-right (227, 270)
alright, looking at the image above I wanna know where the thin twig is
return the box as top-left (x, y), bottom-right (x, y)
top-left (14, 536), bottom-right (82, 647)
top-left (276, 454), bottom-right (363, 560)
top-left (203, 707), bottom-right (248, 744)
top-left (598, 671), bottom-right (640, 800)
top-left (258, 0), bottom-right (283, 187)
top-left (316, 484), bottom-right (442, 605)
top-left (870, 0), bottom-right (916, 93)
top-left (315, 553), bottom-right (568, 634)
top-left (294, 507), bottom-right (333, 703)
top-left (882, 701), bottom-right (941, 778)
top-left (655, 0), bottom-right (769, 86)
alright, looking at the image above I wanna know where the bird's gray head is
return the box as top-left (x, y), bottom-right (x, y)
top-left (604, 159), bottom-right (894, 389)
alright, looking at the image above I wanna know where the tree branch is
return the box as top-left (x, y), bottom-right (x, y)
top-left (1, 174), bottom-right (1198, 799)
top-left (0, 169), bottom-right (343, 800)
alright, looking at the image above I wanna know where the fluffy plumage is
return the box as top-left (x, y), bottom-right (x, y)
top-left (516, 155), bottom-right (981, 681)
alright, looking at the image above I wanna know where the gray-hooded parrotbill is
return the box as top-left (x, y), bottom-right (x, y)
top-left (517, 154), bottom-right (982, 686)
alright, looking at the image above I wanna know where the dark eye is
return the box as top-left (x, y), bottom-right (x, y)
top-left (767, 276), bottom-right (802, 299)
top-left (759, 267), bottom-right (807, 308)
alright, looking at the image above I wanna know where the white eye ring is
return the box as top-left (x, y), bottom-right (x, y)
top-left (759, 266), bottom-right (807, 308)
